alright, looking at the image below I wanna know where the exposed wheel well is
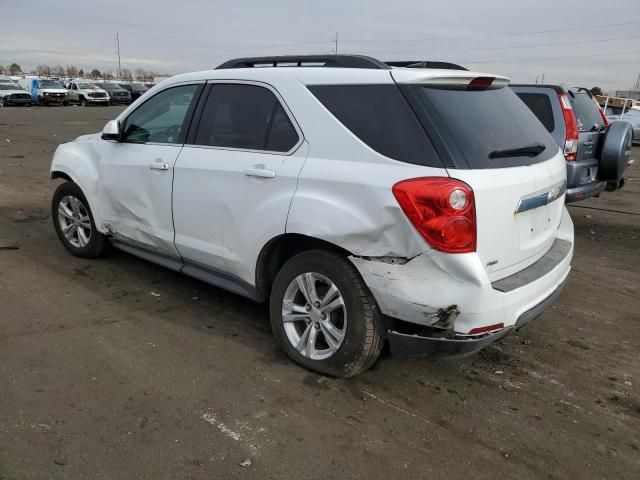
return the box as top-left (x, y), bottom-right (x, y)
top-left (256, 234), bottom-right (352, 298)
top-left (51, 171), bottom-right (73, 182)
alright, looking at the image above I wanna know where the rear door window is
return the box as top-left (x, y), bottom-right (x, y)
top-left (194, 83), bottom-right (299, 152)
top-left (308, 84), bottom-right (441, 167)
top-left (404, 85), bottom-right (558, 169)
top-left (514, 93), bottom-right (555, 133)
top-left (569, 92), bottom-right (603, 131)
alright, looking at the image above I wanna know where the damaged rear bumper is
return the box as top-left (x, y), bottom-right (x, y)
top-left (387, 281), bottom-right (565, 359)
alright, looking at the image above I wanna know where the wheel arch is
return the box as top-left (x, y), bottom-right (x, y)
top-left (255, 233), bottom-right (353, 299)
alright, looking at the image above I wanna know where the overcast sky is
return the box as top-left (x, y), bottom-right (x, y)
top-left (1, 0), bottom-right (639, 91)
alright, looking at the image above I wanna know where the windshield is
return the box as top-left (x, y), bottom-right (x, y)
top-left (77, 83), bottom-right (98, 89)
top-left (569, 92), bottom-right (603, 131)
top-left (100, 84), bottom-right (119, 90)
top-left (0, 84), bottom-right (21, 90)
top-left (404, 84), bottom-right (557, 169)
top-left (40, 80), bottom-right (63, 88)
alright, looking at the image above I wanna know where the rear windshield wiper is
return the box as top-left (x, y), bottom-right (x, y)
top-left (489, 143), bottom-right (546, 159)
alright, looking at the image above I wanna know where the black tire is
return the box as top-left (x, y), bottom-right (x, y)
top-left (80, 97), bottom-right (87, 107)
top-left (599, 121), bottom-right (633, 182)
top-left (270, 250), bottom-right (384, 378)
top-left (51, 181), bottom-right (110, 258)
top-left (0, 98), bottom-right (4, 107)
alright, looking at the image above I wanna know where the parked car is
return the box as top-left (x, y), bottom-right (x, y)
top-left (97, 82), bottom-right (132, 105)
top-left (511, 85), bottom-right (632, 201)
top-left (0, 82), bottom-right (32, 106)
top-left (50, 54), bottom-right (574, 377)
top-left (604, 107), bottom-right (640, 145)
top-left (119, 82), bottom-right (148, 101)
top-left (18, 78), bottom-right (69, 106)
top-left (66, 81), bottom-right (109, 106)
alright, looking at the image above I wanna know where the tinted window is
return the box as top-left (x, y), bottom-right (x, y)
top-left (570, 92), bottom-right (603, 131)
top-left (406, 85), bottom-right (557, 169)
top-left (308, 84), bottom-right (439, 166)
top-left (515, 93), bottom-right (555, 132)
top-left (122, 85), bottom-right (197, 144)
top-left (194, 84), bottom-right (298, 152)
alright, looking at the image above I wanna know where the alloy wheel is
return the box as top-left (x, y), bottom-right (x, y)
top-left (282, 272), bottom-right (347, 360)
top-left (57, 195), bottom-right (92, 248)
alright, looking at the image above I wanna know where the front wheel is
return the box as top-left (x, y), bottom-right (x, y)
top-left (270, 250), bottom-right (384, 378)
top-left (51, 182), bottom-right (110, 258)
top-left (80, 97), bottom-right (87, 107)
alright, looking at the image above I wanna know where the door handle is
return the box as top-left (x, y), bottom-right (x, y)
top-left (149, 161), bottom-right (169, 171)
top-left (245, 167), bottom-right (276, 179)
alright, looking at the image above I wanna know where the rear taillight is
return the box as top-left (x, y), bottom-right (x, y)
top-left (595, 100), bottom-right (609, 127)
top-left (392, 177), bottom-right (476, 254)
top-left (558, 93), bottom-right (579, 161)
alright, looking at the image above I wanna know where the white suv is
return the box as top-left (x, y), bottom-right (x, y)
top-left (50, 55), bottom-right (573, 377)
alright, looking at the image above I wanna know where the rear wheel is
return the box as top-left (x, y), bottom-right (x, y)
top-left (51, 182), bottom-right (109, 258)
top-left (270, 250), bottom-right (384, 378)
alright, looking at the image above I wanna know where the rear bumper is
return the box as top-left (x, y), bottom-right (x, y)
top-left (387, 281), bottom-right (565, 359)
top-left (566, 181), bottom-right (606, 203)
top-left (351, 207), bottom-right (574, 358)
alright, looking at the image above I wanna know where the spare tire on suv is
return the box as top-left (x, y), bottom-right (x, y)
top-left (598, 120), bottom-right (633, 182)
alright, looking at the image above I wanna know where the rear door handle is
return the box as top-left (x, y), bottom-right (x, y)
top-left (245, 167), bottom-right (276, 179)
top-left (149, 161), bottom-right (169, 171)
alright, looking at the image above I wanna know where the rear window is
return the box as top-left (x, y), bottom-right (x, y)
top-left (405, 85), bottom-right (558, 169)
top-left (569, 92), bottom-right (603, 131)
top-left (514, 93), bottom-right (555, 133)
top-left (308, 84), bottom-right (441, 167)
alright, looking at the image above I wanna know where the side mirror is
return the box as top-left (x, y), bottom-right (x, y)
top-left (102, 120), bottom-right (121, 141)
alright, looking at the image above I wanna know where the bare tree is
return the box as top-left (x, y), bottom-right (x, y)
top-left (35, 64), bottom-right (51, 76)
top-left (134, 68), bottom-right (147, 81)
top-left (67, 66), bottom-right (79, 78)
top-left (121, 68), bottom-right (133, 81)
top-left (52, 65), bottom-right (66, 76)
top-left (9, 63), bottom-right (22, 75)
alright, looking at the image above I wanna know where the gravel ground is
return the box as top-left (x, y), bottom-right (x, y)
top-left (1, 106), bottom-right (639, 479)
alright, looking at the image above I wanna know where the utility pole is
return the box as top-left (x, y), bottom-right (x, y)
top-left (535, 75), bottom-right (539, 85)
top-left (116, 33), bottom-right (122, 80)
top-left (541, 72), bottom-right (545, 85)
top-left (333, 32), bottom-right (339, 54)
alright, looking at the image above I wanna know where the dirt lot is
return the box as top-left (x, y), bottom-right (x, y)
top-left (1, 106), bottom-right (639, 479)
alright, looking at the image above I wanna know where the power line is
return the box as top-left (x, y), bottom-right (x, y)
top-left (359, 33), bottom-right (640, 55)
top-left (459, 50), bottom-right (640, 64)
top-left (183, 20), bottom-right (640, 52)
top-left (336, 21), bottom-right (640, 44)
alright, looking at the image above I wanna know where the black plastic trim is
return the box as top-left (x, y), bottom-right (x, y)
top-left (492, 239), bottom-right (571, 293)
top-left (111, 239), bottom-right (264, 303)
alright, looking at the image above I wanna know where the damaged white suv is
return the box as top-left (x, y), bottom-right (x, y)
top-left (50, 55), bottom-right (573, 377)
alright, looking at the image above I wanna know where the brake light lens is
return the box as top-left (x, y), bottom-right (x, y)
top-left (467, 76), bottom-right (494, 90)
top-left (392, 177), bottom-right (476, 253)
top-left (558, 93), bottom-right (579, 161)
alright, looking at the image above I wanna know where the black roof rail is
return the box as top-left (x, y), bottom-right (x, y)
top-left (216, 54), bottom-right (390, 70)
top-left (384, 60), bottom-right (468, 71)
